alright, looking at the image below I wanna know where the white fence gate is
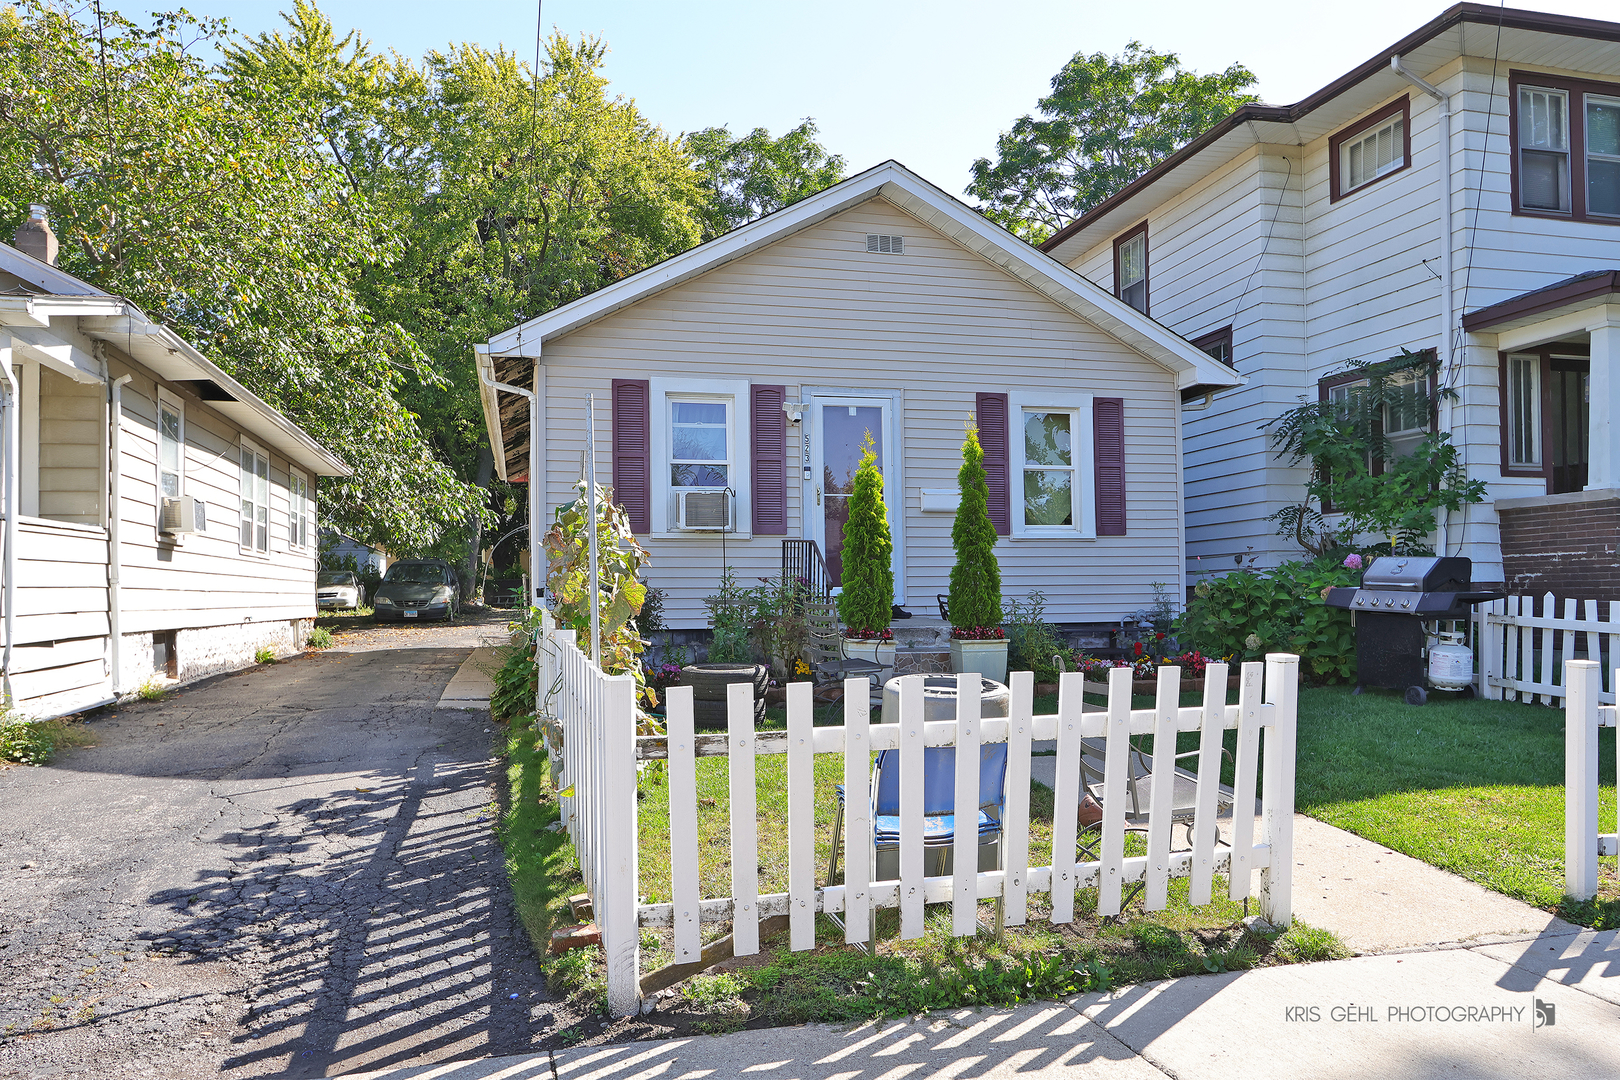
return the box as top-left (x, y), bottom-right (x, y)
top-left (1476, 594), bottom-right (1620, 705)
top-left (1564, 661), bottom-right (1619, 901)
top-left (539, 615), bottom-right (1299, 1018)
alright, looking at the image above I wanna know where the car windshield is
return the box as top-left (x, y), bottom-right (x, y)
top-left (384, 564), bottom-right (445, 584)
top-left (317, 572), bottom-right (352, 586)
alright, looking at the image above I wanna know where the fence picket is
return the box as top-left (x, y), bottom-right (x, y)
top-left (1143, 666), bottom-right (1181, 911)
top-left (843, 679), bottom-right (871, 945)
top-left (787, 681), bottom-right (816, 951)
top-left (1228, 662), bottom-right (1263, 902)
top-left (1188, 662), bottom-right (1228, 906)
top-left (666, 687), bottom-right (700, 964)
top-left (602, 672), bottom-right (640, 1017)
top-left (1050, 671), bottom-right (1085, 922)
top-left (1097, 666), bottom-right (1133, 918)
top-left (1003, 672), bottom-right (1033, 926)
top-left (952, 674), bottom-right (982, 937)
top-left (728, 683), bottom-right (759, 956)
top-left (1565, 660), bottom-right (1601, 900)
top-left (898, 675), bottom-right (925, 940)
top-left (1588, 600), bottom-right (1603, 696)
top-left (1260, 654), bottom-right (1299, 926)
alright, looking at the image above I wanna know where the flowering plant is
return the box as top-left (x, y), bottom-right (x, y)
top-left (791, 658), bottom-right (814, 681)
top-left (951, 625), bottom-right (1005, 640)
top-left (1342, 553), bottom-right (1364, 570)
top-left (843, 627), bottom-right (894, 642)
top-left (648, 661), bottom-right (684, 693)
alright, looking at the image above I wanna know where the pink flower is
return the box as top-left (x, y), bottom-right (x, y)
top-left (1343, 553), bottom-right (1364, 570)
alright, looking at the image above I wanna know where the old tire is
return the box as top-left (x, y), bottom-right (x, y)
top-left (691, 696), bottom-right (766, 729)
top-left (682, 663), bottom-right (769, 701)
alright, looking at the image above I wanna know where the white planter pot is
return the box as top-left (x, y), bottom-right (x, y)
top-left (950, 639), bottom-right (1009, 684)
top-left (842, 639), bottom-right (897, 683)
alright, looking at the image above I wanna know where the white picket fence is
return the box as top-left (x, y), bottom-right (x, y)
top-left (1476, 594), bottom-right (1620, 705)
top-left (539, 613), bottom-right (1299, 1018)
top-left (1563, 661), bottom-right (1619, 901)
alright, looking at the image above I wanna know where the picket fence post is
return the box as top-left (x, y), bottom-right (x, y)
top-left (601, 670), bottom-right (640, 1017)
top-left (1259, 653), bottom-right (1298, 927)
top-left (1566, 660), bottom-right (1601, 901)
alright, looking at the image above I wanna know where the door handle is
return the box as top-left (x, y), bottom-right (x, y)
top-left (815, 485), bottom-right (822, 506)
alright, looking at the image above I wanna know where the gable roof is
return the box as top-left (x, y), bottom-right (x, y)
top-left (0, 244), bottom-right (349, 476)
top-left (1041, 3), bottom-right (1620, 264)
top-left (478, 160), bottom-right (1243, 478)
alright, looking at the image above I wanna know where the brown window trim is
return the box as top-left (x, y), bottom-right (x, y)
top-left (1112, 220), bottom-right (1149, 316)
top-left (1316, 353), bottom-right (1438, 510)
top-left (1191, 325), bottom-right (1235, 367)
top-left (1509, 70), bottom-right (1620, 225)
top-left (1497, 343), bottom-right (1591, 489)
top-left (1328, 96), bottom-right (1412, 203)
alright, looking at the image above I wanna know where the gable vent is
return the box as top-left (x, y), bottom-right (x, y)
top-left (866, 233), bottom-right (904, 255)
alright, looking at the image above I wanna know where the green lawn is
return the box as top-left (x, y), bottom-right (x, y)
top-left (1291, 685), bottom-right (1619, 925)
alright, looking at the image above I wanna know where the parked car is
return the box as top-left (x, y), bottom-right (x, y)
top-left (316, 570), bottom-right (364, 610)
top-left (372, 559), bottom-right (460, 622)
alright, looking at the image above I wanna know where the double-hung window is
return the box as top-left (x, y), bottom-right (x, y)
top-left (1513, 72), bottom-right (1620, 222)
top-left (157, 391), bottom-right (184, 501)
top-left (1319, 363), bottom-right (1434, 487)
top-left (1113, 223), bottom-right (1148, 314)
top-left (240, 440), bottom-right (270, 554)
top-left (648, 377), bottom-right (752, 536)
top-left (1505, 353), bottom-right (1542, 470)
top-left (288, 470), bottom-right (311, 550)
top-left (1332, 98), bottom-right (1410, 200)
top-left (1009, 392), bottom-right (1095, 538)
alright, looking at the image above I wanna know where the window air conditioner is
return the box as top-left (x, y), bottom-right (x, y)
top-left (676, 489), bottom-right (732, 531)
top-left (159, 496), bottom-right (206, 535)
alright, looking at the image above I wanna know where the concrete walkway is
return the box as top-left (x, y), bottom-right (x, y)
top-left (344, 803), bottom-right (1618, 1080)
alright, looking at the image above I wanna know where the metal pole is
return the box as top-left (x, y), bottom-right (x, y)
top-left (586, 393), bottom-right (601, 667)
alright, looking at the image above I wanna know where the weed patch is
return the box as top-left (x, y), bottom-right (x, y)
top-left (306, 626), bottom-right (334, 650)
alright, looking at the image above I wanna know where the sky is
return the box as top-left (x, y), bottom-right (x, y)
top-left (162, 0), bottom-right (1620, 194)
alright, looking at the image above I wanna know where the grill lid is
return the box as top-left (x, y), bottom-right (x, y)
top-left (1360, 556), bottom-right (1471, 593)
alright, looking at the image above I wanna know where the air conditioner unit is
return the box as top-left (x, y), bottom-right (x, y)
top-left (159, 496), bottom-right (206, 535)
top-left (676, 489), bottom-right (732, 531)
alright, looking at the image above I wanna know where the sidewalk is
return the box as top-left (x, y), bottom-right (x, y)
top-left (343, 811), bottom-right (1619, 1079)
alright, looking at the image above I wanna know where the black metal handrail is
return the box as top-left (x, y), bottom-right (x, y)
top-left (782, 539), bottom-right (830, 601)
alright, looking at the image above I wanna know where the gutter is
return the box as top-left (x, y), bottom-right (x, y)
top-left (1391, 55), bottom-right (1457, 555)
top-left (1, 337), bottom-right (16, 704)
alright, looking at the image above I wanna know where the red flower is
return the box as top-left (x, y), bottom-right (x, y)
top-left (1155, 632), bottom-right (1166, 641)
top-left (1134, 642), bottom-right (1144, 657)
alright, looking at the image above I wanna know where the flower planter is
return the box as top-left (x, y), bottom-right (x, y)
top-left (950, 638), bottom-right (1009, 684)
top-left (842, 638), bottom-right (897, 683)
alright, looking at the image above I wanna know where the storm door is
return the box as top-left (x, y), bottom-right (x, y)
top-left (807, 393), bottom-right (901, 598)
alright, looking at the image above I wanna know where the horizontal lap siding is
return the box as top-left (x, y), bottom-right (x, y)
top-left (38, 368), bottom-right (104, 524)
top-left (111, 355), bottom-right (318, 635)
top-left (541, 197), bottom-right (1182, 627)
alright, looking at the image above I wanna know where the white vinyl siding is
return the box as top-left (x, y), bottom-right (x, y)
top-left (540, 198), bottom-right (1183, 627)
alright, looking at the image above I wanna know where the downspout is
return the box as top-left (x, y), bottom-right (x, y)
top-left (108, 372), bottom-right (132, 696)
top-left (1, 337), bottom-right (16, 705)
top-left (1392, 54), bottom-right (1456, 554)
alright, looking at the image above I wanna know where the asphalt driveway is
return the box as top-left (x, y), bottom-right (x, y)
top-left (0, 611), bottom-right (562, 1079)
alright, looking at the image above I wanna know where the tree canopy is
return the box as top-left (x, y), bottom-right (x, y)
top-left (684, 120), bottom-right (845, 240)
top-left (967, 42), bottom-right (1257, 243)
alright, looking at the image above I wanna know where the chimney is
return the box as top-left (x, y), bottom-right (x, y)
top-left (15, 204), bottom-right (59, 266)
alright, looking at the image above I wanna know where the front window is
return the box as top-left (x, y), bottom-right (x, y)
top-left (1115, 228), bottom-right (1147, 313)
top-left (1513, 74), bottom-right (1620, 221)
top-left (1008, 392), bottom-right (1094, 538)
top-left (240, 443), bottom-right (269, 554)
top-left (669, 399), bottom-right (730, 488)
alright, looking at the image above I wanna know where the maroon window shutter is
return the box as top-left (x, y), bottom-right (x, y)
top-left (975, 392), bottom-right (1010, 536)
top-left (612, 379), bottom-right (651, 533)
top-left (1093, 397), bottom-right (1127, 536)
top-left (750, 384), bottom-right (787, 535)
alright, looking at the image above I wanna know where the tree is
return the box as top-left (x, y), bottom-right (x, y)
top-left (966, 42), bottom-right (1257, 243)
top-left (0, 1), bottom-right (482, 552)
top-left (685, 119), bottom-right (845, 239)
top-left (1265, 351), bottom-right (1488, 555)
top-left (836, 435), bottom-right (893, 636)
top-left (949, 426), bottom-right (1002, 631)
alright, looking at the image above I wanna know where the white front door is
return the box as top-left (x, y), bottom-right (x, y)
top-left (806, 392), bottom-right (903, 600)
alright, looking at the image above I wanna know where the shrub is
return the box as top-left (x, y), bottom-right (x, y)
top-left (837, 435), bottom-right (894, 636)
top-left (703, 567), bottom-right (756, 662)
top-left (948, 426), bottom-right (1001, 635)
top-left (0, 711), bottom-right (53, 766)
top-left (491, 643), bottom-right (538, 721)
top-left (1178, 554), bottom-right (1360, 680)
top-left (1004, 592), bottom-right (1065, 682)
top-left (306, 626), bottom-right (334, 649)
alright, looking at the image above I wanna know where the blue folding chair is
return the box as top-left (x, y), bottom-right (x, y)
top-left (828, 741), bottom-right (1010, 942)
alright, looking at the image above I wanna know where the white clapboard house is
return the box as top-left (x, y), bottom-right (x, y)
top-left (1042, 2), bottom-right (1620, 598)
top-left (476, 161), bottom-right (1241, 631)
top-left (1, 213), bottom-right (348, 719)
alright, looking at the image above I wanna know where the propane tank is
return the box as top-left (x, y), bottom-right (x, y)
top-left (1428, 631), bottom-right (1474, 691)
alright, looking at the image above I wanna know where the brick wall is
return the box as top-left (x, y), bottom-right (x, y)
top-left (1497, 496), bottom-right (1620, 599)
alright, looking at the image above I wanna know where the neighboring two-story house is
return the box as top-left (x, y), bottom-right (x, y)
top-left (1042, 2), bottom-right (1620, 598)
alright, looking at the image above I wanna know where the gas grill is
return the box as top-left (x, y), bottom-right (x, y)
top-left (1323, 556), bottom-right (1504, 704)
